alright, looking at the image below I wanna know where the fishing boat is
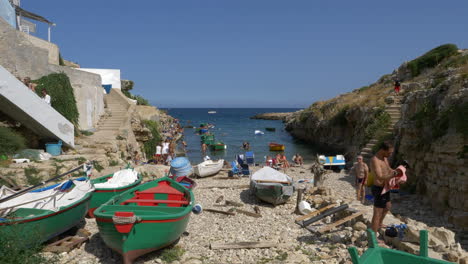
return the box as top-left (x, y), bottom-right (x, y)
top-left (208, 111), bottom-right (216, 114)
top-left (348, 229), bottom-right (451, 264)
top-left (94, 177), bottom-right (194, 264)
top-left (210, 142), bottom-right (227, 151)
top-left (269, 142), bottom-right (285, 151)
top-left (254, 130), bottom-right (264, 135)
top-left (250, 167), bottom-right (295, 205)
top-left (318, 154), bottom-right (346, 171)
top-left (265, 127), bottom-right (276, 132)
top-left (88, 168), bottom-right (141, 217)
top-left (0, 177), bottom-right (94, 245)
top-left (194, 159), bottom-right (224, 177)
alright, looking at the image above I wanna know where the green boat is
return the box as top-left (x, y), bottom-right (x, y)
top-left (0, 178), bottom-right (94, 245)
top-left (348, 229), bottom-right (452, 264)
top-left (94, 177), bottom-right (194, 264)
top-left (88, 168), bottom-right (142, 217)
top-left (210, 142), bottom-right (226, 151)
top-left (265, 127), bottom-right (276, 132)
top-left (250, 167), bottom-right (295, 205)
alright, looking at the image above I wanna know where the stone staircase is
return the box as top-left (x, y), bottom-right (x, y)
top-left (360, 95), bottom-right (403, 162)
top-left (92, 90), bottom-right (131, 140)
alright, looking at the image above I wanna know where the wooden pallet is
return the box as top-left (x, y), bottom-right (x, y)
top-left (43, 236), bottom-right (89, 253)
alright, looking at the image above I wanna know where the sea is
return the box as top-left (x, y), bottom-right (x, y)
top-left (164, 108), bottom-right (317, 164)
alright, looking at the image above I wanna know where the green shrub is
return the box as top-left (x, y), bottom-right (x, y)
top-left (122, 89), bottom-right (150, 106)
top-left (24, 167), bottom-right (42, 185)
top-left (160, 246), bottom-right (185, 263)
top-left (59, 53), bottom-right (65, 66)
top-left (142, 120), bottom-right (162, 159)
top-left (364, 108), bottom-right (391, 142)
top-left (80, 130), bottom-right (94, 136)
top-left (34, 73), bottom-right (80, 126)
top-left (93, 161), bottom-right (104, 172)
top-left (443, 54), bottom-right (468, 68)
top-left (0, 127), bottom-right (26, 155)
top-left (407, 44), bottom-right (458, 77)
top-left (109, 160), bottom-right (119, 166)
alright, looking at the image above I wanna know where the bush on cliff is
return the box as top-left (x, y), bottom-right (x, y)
top-left (407, 44), bottom-right (458, 77)
top-left (142, 120), bottom-right (162, 159)
top-left (34, 73), bottom-right (79, 126)
top-left (364, 108), bottom-right (390, 143)
top-left (0, 127), bottom-right (26, 155)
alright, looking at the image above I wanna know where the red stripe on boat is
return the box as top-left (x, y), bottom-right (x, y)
top-left (95, 214), bottom-right (189, 224)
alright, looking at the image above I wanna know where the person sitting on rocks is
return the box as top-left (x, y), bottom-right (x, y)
top-left (351, 155), bottom-right (368, 204)
top-left (292, 153), bottom-right (304, 166)
top-left (281, 154), bottom-right (290, 169)
top-left (23, 77), bottom-right (37, 92)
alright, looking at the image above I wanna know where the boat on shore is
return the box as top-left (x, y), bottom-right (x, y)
top-left (269, 142), bottom-right (285, 151)
top-left (0, 178), bottom-right (94, 245)
top-left (318, 154), bottom-right (346, 171)
top-left (88, 168), bottom-right (141, 217)
top-left (94, 177), bottom-right (194, 264)
top-left (194, 159), bottom-right (224, 177)
top-left (250, 167), bottom-right (294, 205)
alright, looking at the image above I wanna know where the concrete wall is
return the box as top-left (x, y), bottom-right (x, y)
top-left (24, 34), bottom-right (59, 65)
top-left (78, 68), bottom-right (121, 89)
top-left (0, 65), bottom-right (75, 147)
top-left (0, 18), bottom-right (104, 131)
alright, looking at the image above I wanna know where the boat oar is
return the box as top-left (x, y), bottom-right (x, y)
top-left (0, 162), bottom-right (92, 204)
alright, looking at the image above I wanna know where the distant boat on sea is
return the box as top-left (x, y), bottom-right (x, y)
top-left (208, 111), bottom-right (216, 114)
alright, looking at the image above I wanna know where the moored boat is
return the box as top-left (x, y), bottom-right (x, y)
top-left (94, 177), bottom-right (194, 264)
top-left (269, 142), bottom-right (285, 151)
top-left (210, 142), bottom-right (227, 151)
top-left (208, 111), bottom-right (216, 114)
top-left (0, 178), bottom-right (94, 245)
top-left (318, 154), bottom-right (346, 171)
top-left (250, 167), bottom-right (294, 205)
top-left (88, 168), bottom-right (141, 217)
top-left (194, 159), bottom-right (224, 177)
top-left (265, 127), bottom-right (276, 132)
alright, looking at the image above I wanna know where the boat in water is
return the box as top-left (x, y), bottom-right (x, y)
top-left (269, 142), bottom-right (285, 151)
top-left (318, 154), bottom-right (346, 171)
top-left (254, 130), bottom-right (264, 135)
top-left (210, 142), bottom-right (227, 151)
top-left (94, 177), bottom-right (194, 264)
top-left (0, 177), bottom-right (94, 245)
top-left (88, 168), bottom-right (141, 217)
top-left (250, 167), bottom-right (294, 205)
top-left (265, 127), bottom-right (276, 132)
top-left (208, 111), bottom-right (216, 114)
top-left (194, 159), bottom-right (224, 177)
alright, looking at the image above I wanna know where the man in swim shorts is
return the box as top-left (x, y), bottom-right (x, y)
top-left (351, 155), bottom-right (368, 203)
top-left (370, 141), bottom-right (397, 234)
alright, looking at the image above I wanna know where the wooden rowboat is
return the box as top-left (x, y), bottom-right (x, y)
top-left (269, 142), bottom-right (285, 151)
top-left (0, 178), bottom-right (94, 245)
top-left (88, 168), bottom-right (142, 217)
top-left (250, 167), bottom-right (294, 205)
top-left (94, 177), bottom-right (194, 264)
top-left (194, 159), bottom-right (224, 177)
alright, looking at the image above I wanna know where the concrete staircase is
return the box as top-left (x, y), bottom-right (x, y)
top-left (360, 96), bottom-right (403, 161)
top-left (91, 89), bottom-right (130, 140)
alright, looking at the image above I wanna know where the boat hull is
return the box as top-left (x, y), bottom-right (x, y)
top-left (0, 194), bottom-right (91, 244)
top-left (194, 160), bottom-right (224, 177)
top-left (269, 145), bottom-right (285, 151)
top-left (251, 182), bottom-right (293, 205)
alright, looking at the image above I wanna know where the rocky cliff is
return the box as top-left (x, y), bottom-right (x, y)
top-left (285, 44), bottom-right (468, 228)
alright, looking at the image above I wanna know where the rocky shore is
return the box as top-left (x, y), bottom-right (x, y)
top-left (250, 112), bottom-right (293, 121)
top-left (44, 164), bottom-right (467, 264)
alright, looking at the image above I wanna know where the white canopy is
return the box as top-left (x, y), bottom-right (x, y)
top-left (251, 167), bottom-right (291, 182)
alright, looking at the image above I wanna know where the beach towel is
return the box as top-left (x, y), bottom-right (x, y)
top-left (381, 165), bottom-right (407, 195)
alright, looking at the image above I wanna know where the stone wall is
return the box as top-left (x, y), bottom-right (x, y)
top-left (0, 18), bottom-right (104, 131)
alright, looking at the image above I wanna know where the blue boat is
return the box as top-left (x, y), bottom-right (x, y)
top-left (318, 154), bottom-right (346, 171)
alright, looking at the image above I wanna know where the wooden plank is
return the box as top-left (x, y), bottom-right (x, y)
top-left (225, 200), bottom-right (243, 207)
top-left (295, 203), bottom-right (337, 222)
top-left (318, 211), bottom-right (363, 233)
top-left (210, 241), bottom-right (281, 250)
top-left (235, 209), bottom-right (261, 218)
top-left (43, 236), bottom-right (89, 253)
top-left (204, 208), bottom-right (236, 216)
top-left (255, 180), bottom-right (291, 184)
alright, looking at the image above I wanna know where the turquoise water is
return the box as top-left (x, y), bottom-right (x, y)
top-left (165, 108), bottom-right (316, 164)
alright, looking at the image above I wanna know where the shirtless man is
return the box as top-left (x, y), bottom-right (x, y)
top-left (370, 141), bottom-right (397, 234)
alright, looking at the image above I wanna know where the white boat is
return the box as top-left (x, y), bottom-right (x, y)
top-left (254, 130), bottom-right (264, 135)
top-left (318, 154), bottom-right (346, 171)
top-left (193, 159), bottom-right (224, 177)
top-left (208, 111), bottom-right (217, 114)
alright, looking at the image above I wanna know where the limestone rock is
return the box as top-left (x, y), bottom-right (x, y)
top-left (353, 221), bottom-right (367, 231)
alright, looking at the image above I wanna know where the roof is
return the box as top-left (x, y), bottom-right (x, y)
top-left (14, 5), bottom-right (54, 25)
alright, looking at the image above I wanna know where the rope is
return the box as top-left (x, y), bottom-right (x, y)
top-left (112, 215), bottom-right (140, 225)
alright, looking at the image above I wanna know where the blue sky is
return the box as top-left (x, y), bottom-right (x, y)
top-left (24, 0), bottom-right (468, 108)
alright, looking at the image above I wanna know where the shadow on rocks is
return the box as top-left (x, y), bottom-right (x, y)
top-left (84, 233), bottom-right (121, 264)
top-left (239, 189), bottom-right (275, 208)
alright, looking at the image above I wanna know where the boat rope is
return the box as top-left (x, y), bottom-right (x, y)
top-left (112, 214), bottom-right (141, 224)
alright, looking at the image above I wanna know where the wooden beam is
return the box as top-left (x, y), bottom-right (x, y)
top-left (225, 200), bottom-right (243, 207)
top-left (295, 203), bottom-right (337, 222)
top-left (318, 211), bottom-right (363, 233)
top-left (255, 180), bottom-right (291, 184)
top-left (204, 208), bottom-right (236, 216)
top-left (235, 209), bottom-right (261, 218)
top-left (210, 241), bottom-right (282, 250)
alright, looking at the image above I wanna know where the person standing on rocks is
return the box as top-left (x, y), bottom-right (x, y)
top-left (351, 155), bottom-right (368, 204)
top-left (370, 141), bottom-right (397, 234)
top-left (394, 80), bottom-right (401, 94)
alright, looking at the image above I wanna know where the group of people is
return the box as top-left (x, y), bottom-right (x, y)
top-left (18, 76), bottom-right (51, 105)
top-left (351, 141), bottom-right (406, 239)
top-left (265, 153), bottom-right (303, 169)
top-left (148, 119), bottom-right (184, 165)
